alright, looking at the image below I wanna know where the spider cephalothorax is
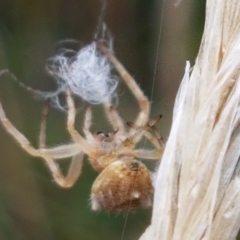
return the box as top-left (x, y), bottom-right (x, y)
top-left (0, 41), bottom-right (164, 212)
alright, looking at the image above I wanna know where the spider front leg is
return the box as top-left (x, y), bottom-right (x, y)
top-left (39, 100), bottom-right (50, 148)
top-left (128, 116), bottom-right (165, 160)
top-left (66, 88), bottom-right (92, 155)
top-left (83, 106), bottom-right (93, 139)
top-left (98, 42), bottom-right (150, 130)
top-left (144, 115), bottom-right (165, 151)
top-left (104, 103), bottom-right (125, 134)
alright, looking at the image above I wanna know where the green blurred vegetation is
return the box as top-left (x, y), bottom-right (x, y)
top-left (0, 0), bottom-right (206, 240)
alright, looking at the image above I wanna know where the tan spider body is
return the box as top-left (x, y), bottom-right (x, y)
top-left (91, 160), bottom-right (153, 211)
top-left (0, 42), bottom-right (164, 212)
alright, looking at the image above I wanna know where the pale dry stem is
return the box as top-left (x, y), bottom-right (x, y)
top-left (140, 1), bottom-right (240, 239)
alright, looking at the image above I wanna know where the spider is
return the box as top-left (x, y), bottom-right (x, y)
top-left (0, 42), bottom-right (164, 212)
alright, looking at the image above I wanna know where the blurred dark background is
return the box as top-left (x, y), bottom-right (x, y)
top-left (0, 0), bottom-right (205, 240)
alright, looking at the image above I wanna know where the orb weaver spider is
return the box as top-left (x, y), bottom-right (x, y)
top-left (0, 41), bottom-right (164, 211)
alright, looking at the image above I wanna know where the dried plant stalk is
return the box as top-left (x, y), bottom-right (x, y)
top-left (140, 0), bottom-right (240, 239)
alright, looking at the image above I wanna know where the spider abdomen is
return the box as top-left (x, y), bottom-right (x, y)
top-left (90, 159), bottom-right (153, 212)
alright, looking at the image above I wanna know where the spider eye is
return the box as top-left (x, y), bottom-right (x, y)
top-left (94, 131), bottom-right (109, 140)
top-left (95, 131), bottom-right (108, 137)
top-left (94, 131), bottom-right (110, 141)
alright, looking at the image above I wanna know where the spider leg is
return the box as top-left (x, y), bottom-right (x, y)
top-left (121, 127), bottom-right (163, 158)
top-left (133, 149), bottom-right (162, 160)
top-left (37, 99), bottom-right (84, 188)
top-left (66, 88), bottom-right (92, 155)
top-left (104, 103), bottom-right (125, 134)
top-left (44, 152), bottom-right (84, 188)
top-left (150, 125), bottom-right (165, 150)
top-left (83, 107), bottom-right (92, 131)
top-left (126, 116), bottom-right (164, 158)
top-left (39, 144), bottom-right (81, 159)
top-left (145, 115), bottom-right (165, 150)
top-left (39, 100), bottom-right (50, 148)
top-left (0, 98), bottom-right (81, 158)
top-left (62, 152), bottom-right (84, 187)
top-left (142, 131), bottom-right (163, 149)
top-left (83, 106), bottom-right (95, 141)
top-left (0, 100), bottom-right (39, 157)
top-left (0, 97), bottom-right (84, 187)
top-left (98, 43), bottom-right (150, 129)
top-left (126, 115), bottom-right (163, 146)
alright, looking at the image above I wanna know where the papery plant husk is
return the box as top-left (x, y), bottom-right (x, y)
top-left (140, 0), bottom-right (240, 239)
